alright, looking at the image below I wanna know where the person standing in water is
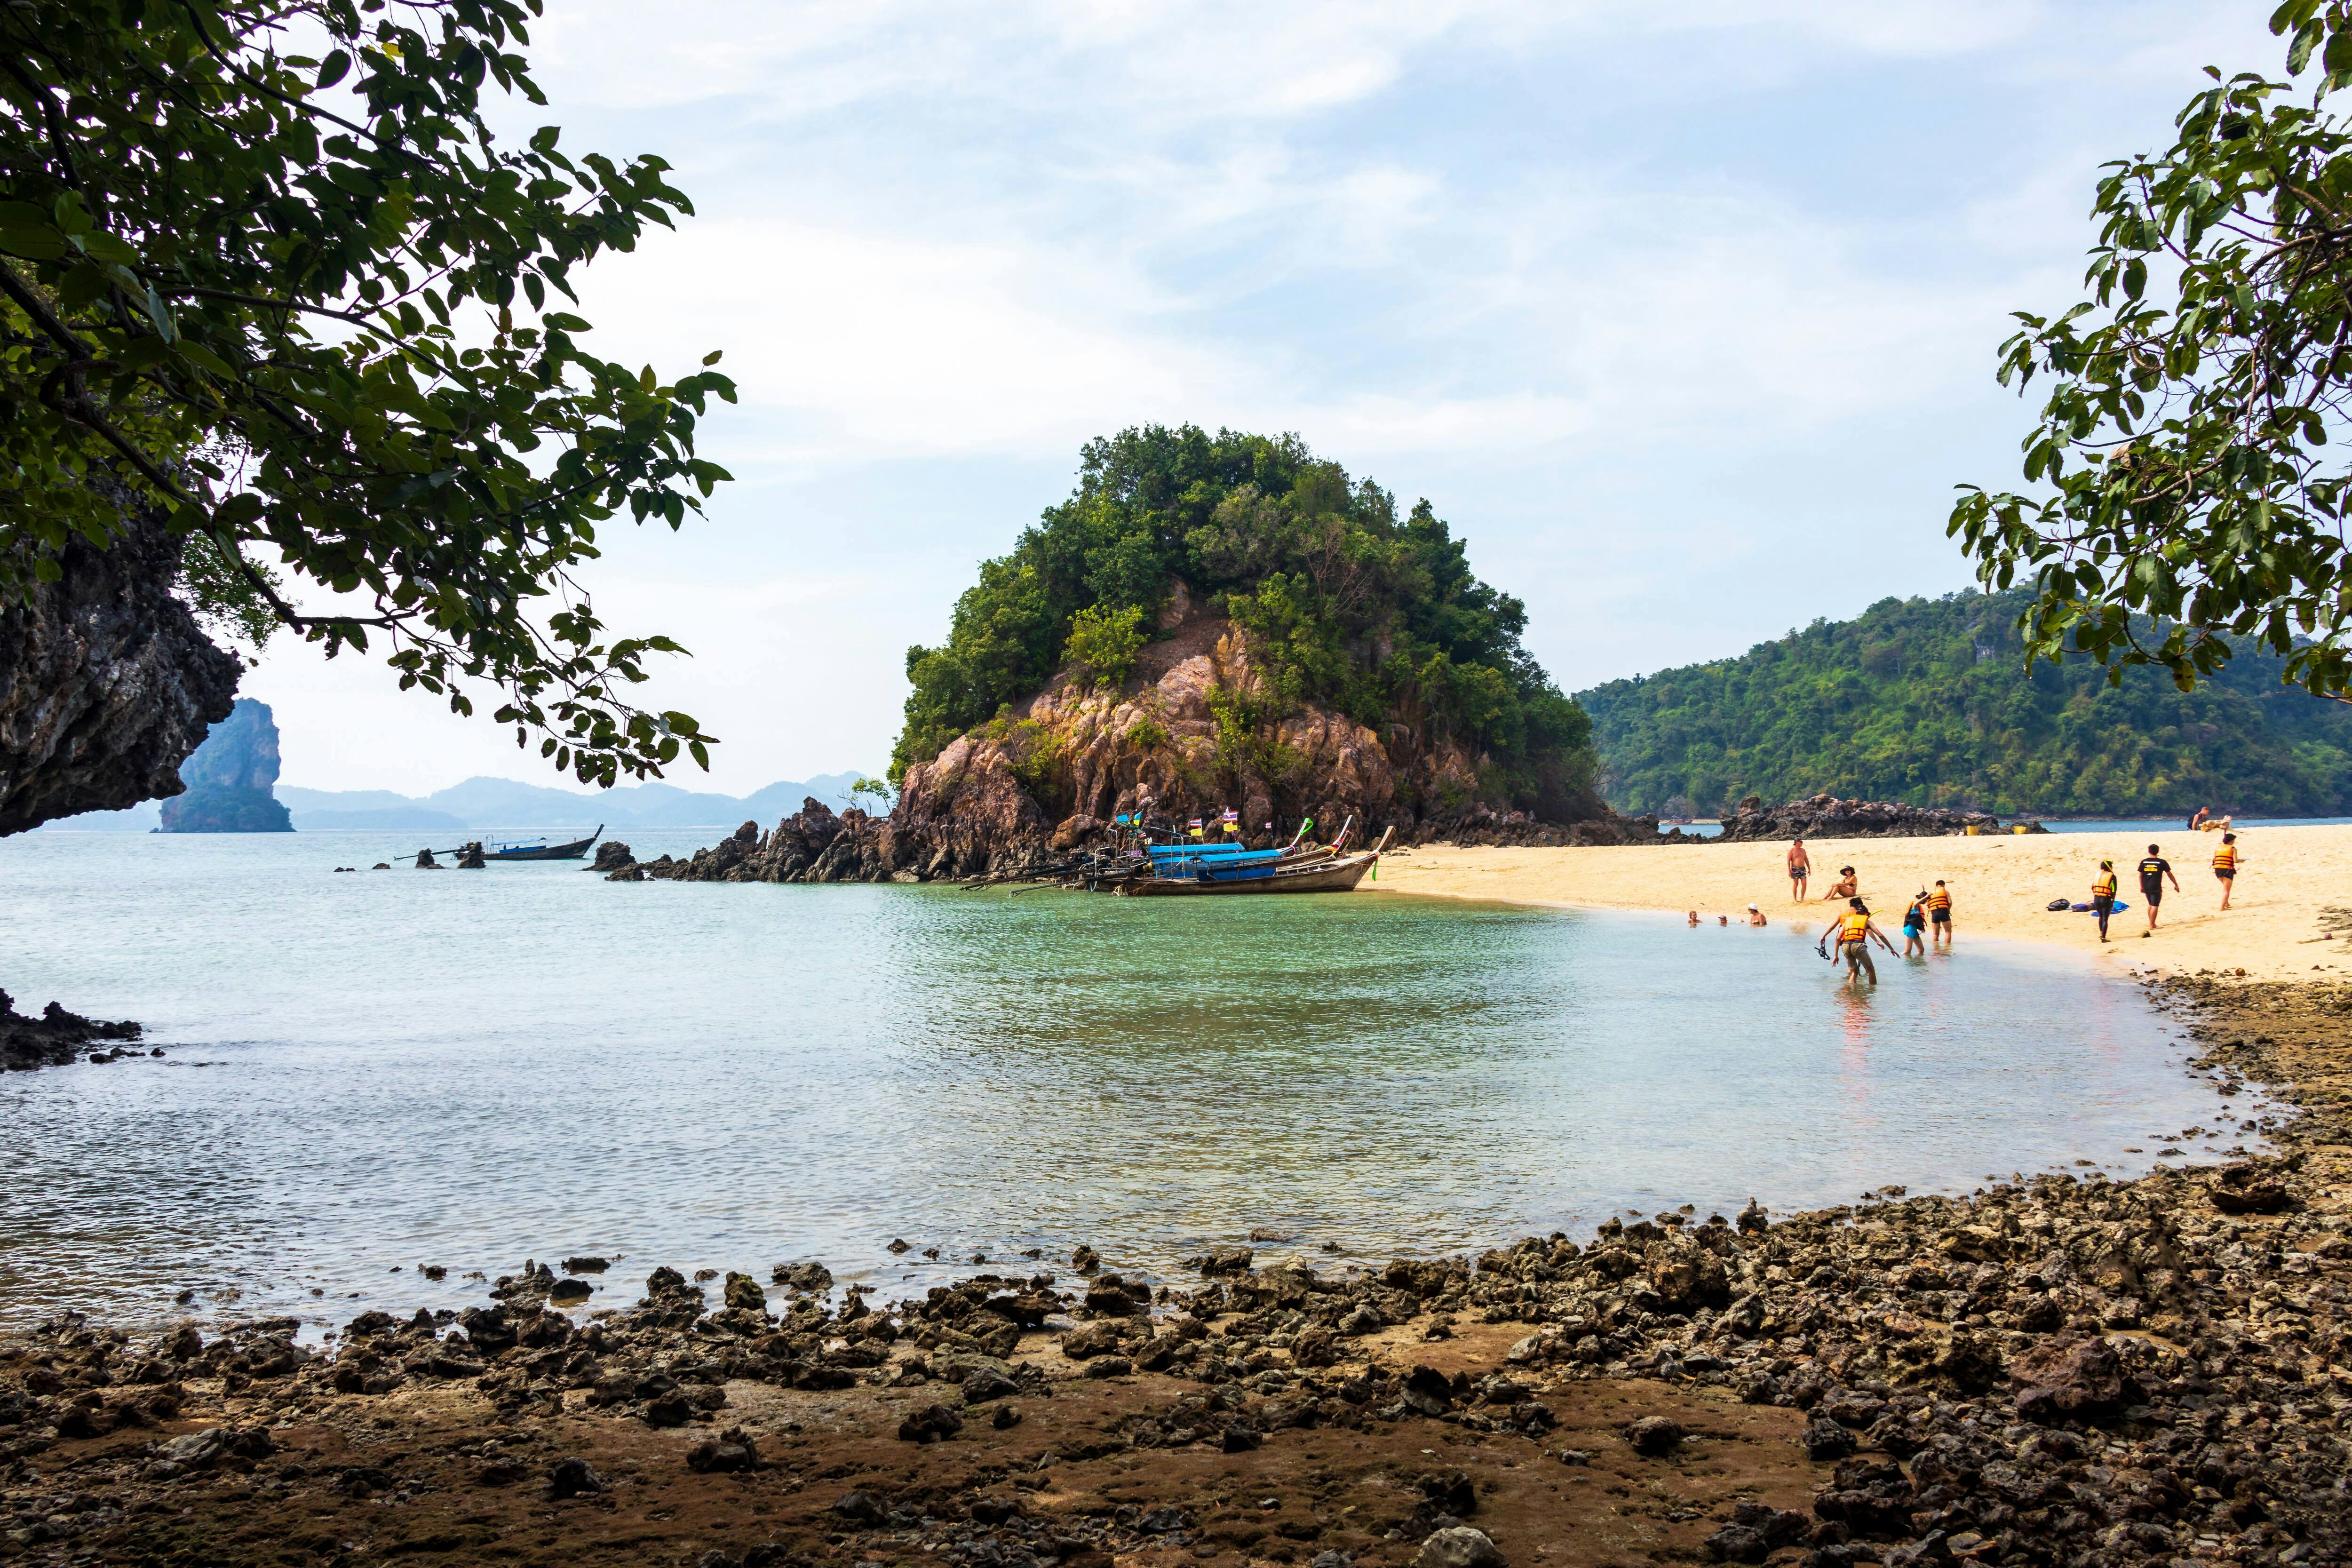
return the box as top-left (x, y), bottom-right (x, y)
top-left (1787, 838), bottom-right (1812, 901)
top-left (1927, 880), bottom-right (1955, 947)
top-left (2092, 859), bottom-right (2119, 942)
top-left (2137, 843), bottom-right (2179, 934)
top-left (1835, 897), bottom-right (1896, 984)
top-left (1900, 892), bottom-right (1928, 957)
top-left (2213, 833), bottom-right (2242, 910)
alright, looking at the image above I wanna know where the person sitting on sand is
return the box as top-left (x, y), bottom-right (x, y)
top-left (1746, 904), bottom-right (1768, 927)
top-left (1901, 892), bottom-right (1928, 957)
top-left (2138, 844), bottom-right (2179, 935)
top-left (2213, 833), bottom-right (2242, 910)
top-left (2092, 859), bottom-right (2119, 942)
top-left (1826, 866), bottom-right (1858, 901)
top-left (1927, 879), bottom-right (1955, 947)
top-left (2189, 805), bottom-right (2210, 831)
top-left (1836, 896), bottom-right (1897, 985)
top-left (1787, 838), bottom-right (1812, 901)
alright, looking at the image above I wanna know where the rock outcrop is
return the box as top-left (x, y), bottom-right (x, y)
top-left (0, 988), bottom-right (143, 1071)
top-left (1714, 794), bottom-right (2044, 844)
top-left (159, 697), bottom-right (293, 832)
top-left (622, 615), bottom-right (1657, 884)
top-left (0, 510), bottom-right (240, 836)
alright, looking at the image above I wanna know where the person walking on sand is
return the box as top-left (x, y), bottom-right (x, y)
top-left (1900, 892), bottom-right (1928, 957)
top-left (1927, 879), bottom-right (1955, 947)
top-left (2092, 859), bottom-right (2120, 942)
top-left (1835, 896), bottom-right (1896, 985)
top-left (2213, 833), bottom-right (2242, 910)
top-left (1787, 838), bottom-right (1812, 901)
top-left (2137, 843), bottom-right (2179, 935)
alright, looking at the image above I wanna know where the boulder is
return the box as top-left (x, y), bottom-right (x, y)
top-left (1413, 1527), bottom-right (1506, 1568)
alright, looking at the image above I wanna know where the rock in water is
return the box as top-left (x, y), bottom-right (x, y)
top-left (0, 498), bottom-right (239, 835)
top-left (158, 698), bottom-right (293, 832)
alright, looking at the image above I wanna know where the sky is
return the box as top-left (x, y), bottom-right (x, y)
top-left (253, 0), bottom-right (2286, 796)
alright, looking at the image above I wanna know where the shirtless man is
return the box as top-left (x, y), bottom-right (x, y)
top-left (1787, 838), bottom-right (1812, 902)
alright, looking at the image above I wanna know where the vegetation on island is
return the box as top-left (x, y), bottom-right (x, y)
top-left (1955, 2), bottom-right (2352, 708)
top-left (1, 0), bottom-right (729, 787)
top-left (1578, 589), bottom-right (2352, 819)
top-left (893, 426), bottom-right (1598, 814)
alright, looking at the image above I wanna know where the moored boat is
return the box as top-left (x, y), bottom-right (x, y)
top-left (1118, 828), bottom-right (1391, 896)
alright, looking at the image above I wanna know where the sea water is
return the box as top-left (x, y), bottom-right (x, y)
top-left (0, 831), bottom-right (2250, 1330)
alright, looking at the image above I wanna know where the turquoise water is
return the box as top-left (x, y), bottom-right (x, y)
top-left (0, 830), bottom-right (2247, 1331)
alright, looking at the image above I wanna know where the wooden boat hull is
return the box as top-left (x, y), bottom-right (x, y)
top-left (1118, 849), bottom-right (1379, 896)
top-left (484, 827), bottom-right (602, 862)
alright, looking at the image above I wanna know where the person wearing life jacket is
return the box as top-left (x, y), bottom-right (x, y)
top-left (2137, 843), bottom-right (2179, 935)
top-left (2091, 859), bottom-right (2119, 942)
top-left (1834, 896), bottom-right (1895, 984)
top-left (1926, 880), bottom-right (1955, 947)
top-left (1899, 892), bottom-right (1928, 957)
top-left (2212, 833), bottom-right (2242, 910)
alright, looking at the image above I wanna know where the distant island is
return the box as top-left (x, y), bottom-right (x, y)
top-left (1577, 589), bottom-right (2352, 820)
top-left (157, 698), bottom-right (292, 832)
top-left (46, 769), bottom-right (873, 834)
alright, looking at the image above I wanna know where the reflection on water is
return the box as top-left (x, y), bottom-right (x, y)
top-left (0, 832), bottom-right (2241, 1329)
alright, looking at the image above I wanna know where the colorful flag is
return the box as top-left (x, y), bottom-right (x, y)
top-left (1221, 809), bottom-right (1240, 833)
top-left (1187, 818), bottom-right (1204, 838)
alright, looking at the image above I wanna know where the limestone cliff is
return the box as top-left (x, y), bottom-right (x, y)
top-left (159, 698), bottom-right (293, 832)
top-left (0, 510), bottom-right (240, 836)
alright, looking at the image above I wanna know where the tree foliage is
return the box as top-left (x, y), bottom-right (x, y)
top-left (0, 0), bottom-right (732, 784)
top-left (893, 425), bottom-right (1595, 812)
top-left (1578, 590), bottom-right (2352, 818)
top-left (1953, 2), bottom-right (2352, 707)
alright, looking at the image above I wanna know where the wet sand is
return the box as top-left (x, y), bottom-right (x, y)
top-left (1370, 826), bottom-right (2352, 980)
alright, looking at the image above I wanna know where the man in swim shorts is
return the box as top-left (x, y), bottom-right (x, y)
top-left (1927, 880), bottom-right (1954, 947)
top-left (1788, 838), bottom-right (1811, 901)
top-left (2137, 843), bottom-right (2178, 934)
top-left (2213, 833), bottom-right (2241, 910)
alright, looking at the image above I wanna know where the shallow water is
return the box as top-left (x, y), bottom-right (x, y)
top-left (0, 831), bottom-right (2253, 1330)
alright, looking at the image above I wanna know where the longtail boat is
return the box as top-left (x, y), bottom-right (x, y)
top-left (485, 827), bottom-right (602, 861)
top-left (1118, 827), bottom-right (1391, 897)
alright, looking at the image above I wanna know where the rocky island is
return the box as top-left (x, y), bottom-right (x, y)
top-left (157, 698), bottom-right (292, 833)
top-left (610, 430), bottom-right (1662, 885)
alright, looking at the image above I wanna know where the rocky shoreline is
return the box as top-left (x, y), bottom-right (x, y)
top-left (2, 978), bottom-right (2344, 1568)
top-left (1714, 797), bottom-right (2042, 844)
top-left (0, 991), bottom-right (145, 1073)
top-left (595, 797), bottom-right (1674, 886)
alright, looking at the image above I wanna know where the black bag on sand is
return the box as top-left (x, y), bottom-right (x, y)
top-left (2046, 898), bottom-right (2071, 911)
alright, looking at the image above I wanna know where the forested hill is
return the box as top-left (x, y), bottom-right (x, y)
top-left (1576, 591), bottom-right (2352, 819)
top-left (892, 426), bottom-right (1598, 817)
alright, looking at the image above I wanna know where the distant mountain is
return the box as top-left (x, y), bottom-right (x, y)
top-left (1576, 590), bottom-right (2352, 819)
top-left (46, 772), bottom-right (873, 833)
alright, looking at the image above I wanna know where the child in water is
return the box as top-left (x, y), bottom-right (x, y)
top-left (1901, 892), bottom-right (1928, 957)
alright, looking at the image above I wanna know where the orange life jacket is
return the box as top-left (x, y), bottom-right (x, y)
top-left (2214, 844), bottom-right (2236, 870)
top-left (1839, 912), bottom-right (1871, 944)
top-left (2093, 870), bottom-right (2117, 898)
top-left (1928, 889), bottom-right (1951, 912)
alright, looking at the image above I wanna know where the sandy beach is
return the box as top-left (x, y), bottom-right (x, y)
top-left (1373, 824), bottom-right (2352, 980)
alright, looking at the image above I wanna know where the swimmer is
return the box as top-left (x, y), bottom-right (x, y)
top-left (1900, 891), bottom-right (1927, 957)
top-left (1787, 838), bottom-right (1812, 902)
top-left (1834, 896), bottom-right (1897, 985)
top-left (2213, 833), bottom-right (2241, 910)
top-left (1717, 914), bottom-right (1729, 926)
top-left (1746, 904), bottom-right (1768, 927)
top-left (1687, 910), bottom-right (1700, 926)
top-left (1927, 880), bottom-right (1954, 947)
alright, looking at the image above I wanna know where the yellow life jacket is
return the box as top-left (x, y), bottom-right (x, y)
top-left (2214, 844), bottom-right (2236, 870)
top-left (2093, 870), bottom-right (2117, 898)
top-left (1839, 911), bottom-right (1871, 944)
top-left (1927, 889), bottom-right (1951, 912)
